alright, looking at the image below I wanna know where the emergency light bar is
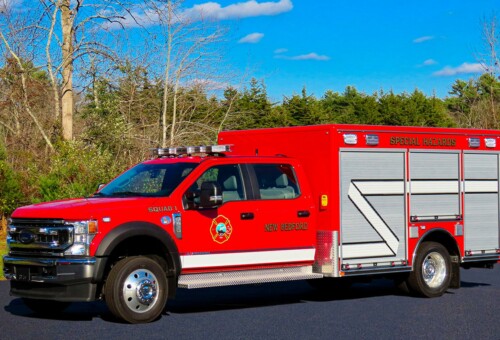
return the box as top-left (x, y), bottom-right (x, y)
top-left (152, 144), bottom-right (232, 158)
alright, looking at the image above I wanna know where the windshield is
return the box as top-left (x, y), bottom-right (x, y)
top-left (95, 162), bottom-right (198, 197)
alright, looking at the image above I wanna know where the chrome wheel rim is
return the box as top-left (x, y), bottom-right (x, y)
top-left (422, 251), bottom-right (447, 288)
top-left (122, 268), bottom-right (159, 313)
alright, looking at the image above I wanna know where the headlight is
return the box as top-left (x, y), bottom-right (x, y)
top-left (64, 220), bottom-right (98, 256)
top-left (6, 218), bottom-right (14, 250)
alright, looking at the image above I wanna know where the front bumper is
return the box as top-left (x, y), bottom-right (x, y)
top-left (3, 256), bottom-right (100, 302)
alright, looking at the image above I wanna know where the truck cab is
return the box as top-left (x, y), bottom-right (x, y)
top-left (4, 145), bottom-right (319, 323)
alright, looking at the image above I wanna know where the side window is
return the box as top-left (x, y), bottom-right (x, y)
top-left (253, 164), bottom-right (300, 200)
top-left (188, 164), bottom-right (246, 205)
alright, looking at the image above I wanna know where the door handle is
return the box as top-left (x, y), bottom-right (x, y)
top-left (297, 210), bottom-right (310, 218)
top-left (240, 212), bottom-right (254, 220)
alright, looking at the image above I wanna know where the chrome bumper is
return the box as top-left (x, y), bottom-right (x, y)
top-left (3, 255), bottom-right (100, 301)
top-left (3, 255), bottom-right (96, 283)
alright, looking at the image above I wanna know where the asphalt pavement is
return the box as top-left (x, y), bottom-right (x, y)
top-left (0, 266), bottom-right (498, 340)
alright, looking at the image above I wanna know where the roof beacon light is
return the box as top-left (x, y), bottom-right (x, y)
top-left (343, 134), bottom-right (358, 145)
top-left (485, 138), bottom-right (496, 148)
top-left (152, 144), bottom-right (232, 158)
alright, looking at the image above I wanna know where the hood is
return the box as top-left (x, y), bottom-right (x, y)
top-left (12, 197), bottom-right (156, 220)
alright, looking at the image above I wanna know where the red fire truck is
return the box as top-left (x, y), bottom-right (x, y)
top-left (3, 124), bottom-right (500, 323)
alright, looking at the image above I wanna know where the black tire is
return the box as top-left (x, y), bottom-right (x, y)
top-left (22, 298), bottom-right (70, 315)
top-left (104, 256), bottom-right (168, 323)
top-left (407, 242), bottom-right (451, 297)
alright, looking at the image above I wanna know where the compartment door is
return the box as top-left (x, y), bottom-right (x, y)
top-left (340, 151), bottom-right (406, 265)
top-left (463, 153), bottom-right (500, 253)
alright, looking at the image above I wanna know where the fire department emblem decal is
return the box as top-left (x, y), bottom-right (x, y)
top-left (210, 215), bottom-right (233, 244)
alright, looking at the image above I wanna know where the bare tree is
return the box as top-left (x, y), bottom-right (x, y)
top-left (479, 14), bottom-right (500, 127)
top-left (130, 0), bottom-right (228, 147)
top-left (480, 14), bottom-right (500, 77)
top-left (0, 3), bottom-right (55, 150)
top-left (60, 0), bottom-right (75, 140)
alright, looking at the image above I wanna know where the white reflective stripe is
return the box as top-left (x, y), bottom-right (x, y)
top-left (355, 180), bottom-right (499, 195)
top-left (342, 243), bottom-right (394, 259)
top-left (180, 248), bottom-right (315, 269)
top-left (464, 180), bottom-right (498, 193)
top-left (348, 183), bottom-right (399, 253)
top-left (353, 181), bottom-right (404, 195)
top-left (410, 180), bottom-right (459, 194)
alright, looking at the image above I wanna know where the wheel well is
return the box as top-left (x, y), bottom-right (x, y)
top-left (103, 235), bottom-right (178, 299)
top-left (415, 229), bottom-right (461, 289)
top-left (418, 230), bottom-right (460, 258)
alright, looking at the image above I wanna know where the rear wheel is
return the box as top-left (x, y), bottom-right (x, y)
top-left (408, 242), bottom-right (451, 297)
top-left (104, 256), bottom-right (168, 323)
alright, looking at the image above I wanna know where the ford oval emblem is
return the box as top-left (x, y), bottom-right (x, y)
top-left (18, 230), bottom-right (35, 244)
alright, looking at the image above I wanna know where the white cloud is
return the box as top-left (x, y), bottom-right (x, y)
top-left (433, 62), bottom-right (485, 76)
top-left (274, 48), bottom-right (288, 54)
top-left (413, 36), bottom-right (434, 43)
top-left (276, 52), bottom-right (330, 61)
top-left (107, 0), bottom-right (293, 29)
top-left (238, 32), bottom-right (264, 43)
top-left (423, 59), bottom-right (437, 66)
top-left (185, 0), bottom-right (293, 21)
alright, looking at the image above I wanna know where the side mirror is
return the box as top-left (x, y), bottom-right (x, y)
top-left (200, 181), bottom-right (223, 208)
top-left (97, 183), bottom-right (106, 191)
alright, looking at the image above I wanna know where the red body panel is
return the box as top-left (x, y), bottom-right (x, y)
top-left (219, 124), bottom-right (500, 267)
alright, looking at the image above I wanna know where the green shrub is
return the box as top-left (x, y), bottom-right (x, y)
top-left (37, 141), bottom-right (121, 201)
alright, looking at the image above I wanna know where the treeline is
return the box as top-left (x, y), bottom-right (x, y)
top-left (0, 59), bottom-right (499, 216)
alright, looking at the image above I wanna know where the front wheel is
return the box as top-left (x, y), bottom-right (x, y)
top-left (104, 256), bottom-right (168, 323)
top-left (407, 242), bottom-right (451, 297)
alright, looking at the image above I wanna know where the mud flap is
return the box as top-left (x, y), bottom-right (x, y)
top-left (450, 255), bottom-right (460, 289)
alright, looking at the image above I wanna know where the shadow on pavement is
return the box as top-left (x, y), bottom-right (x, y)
top-left (4, 297), bottom-right (113, 322)
top-left (2, 275), bottom-right (493, 321)
top-left (166, 278), bottom-right (406, 314)
top-left (459, 281), bottom-right (491, 288)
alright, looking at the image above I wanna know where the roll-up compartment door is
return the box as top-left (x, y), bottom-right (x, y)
top-left (463, 153), bottom-right (500, 252)
top-left (340, 151), bottom-right (406, 264)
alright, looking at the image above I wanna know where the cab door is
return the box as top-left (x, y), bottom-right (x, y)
top-left (179, 162), bottom-right (260, 271)
top-left (178, 161), bottom-right (315, 272)
top-left (245, 163), bottom-right (316, 264)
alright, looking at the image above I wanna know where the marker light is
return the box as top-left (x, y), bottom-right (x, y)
top-left (365, 134), bottom-right (379, 146)
top-left (468, 138), bottom-right (480, 148)
top-left (485, 138), bottom-right (496, 148)
top-left (343, 134), bottom-right (358, 145)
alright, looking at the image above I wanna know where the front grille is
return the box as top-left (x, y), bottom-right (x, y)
top-left (8, 219), bottom-right (74, 255)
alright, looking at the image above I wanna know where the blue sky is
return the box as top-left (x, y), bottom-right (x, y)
top-left (7, 0), bottom-right (496, 101)
top-left (180, 0), bottom-right (499, 100)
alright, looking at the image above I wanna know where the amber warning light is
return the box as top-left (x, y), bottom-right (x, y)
top-left (320, 194), bottom-right (328, 210)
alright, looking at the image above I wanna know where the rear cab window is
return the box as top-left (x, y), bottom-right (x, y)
top-left (252, 164), bottom-right (300, 200)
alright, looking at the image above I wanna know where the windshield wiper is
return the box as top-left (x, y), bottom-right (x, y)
top-left (109, 191), bottom-right (144, 197)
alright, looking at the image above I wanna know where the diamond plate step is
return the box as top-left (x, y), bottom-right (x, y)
top-left (178, 266), bottom-right (323, 289)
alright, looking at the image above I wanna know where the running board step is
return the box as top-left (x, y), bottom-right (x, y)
top-left (178, 266), bottom-right (323, 289)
